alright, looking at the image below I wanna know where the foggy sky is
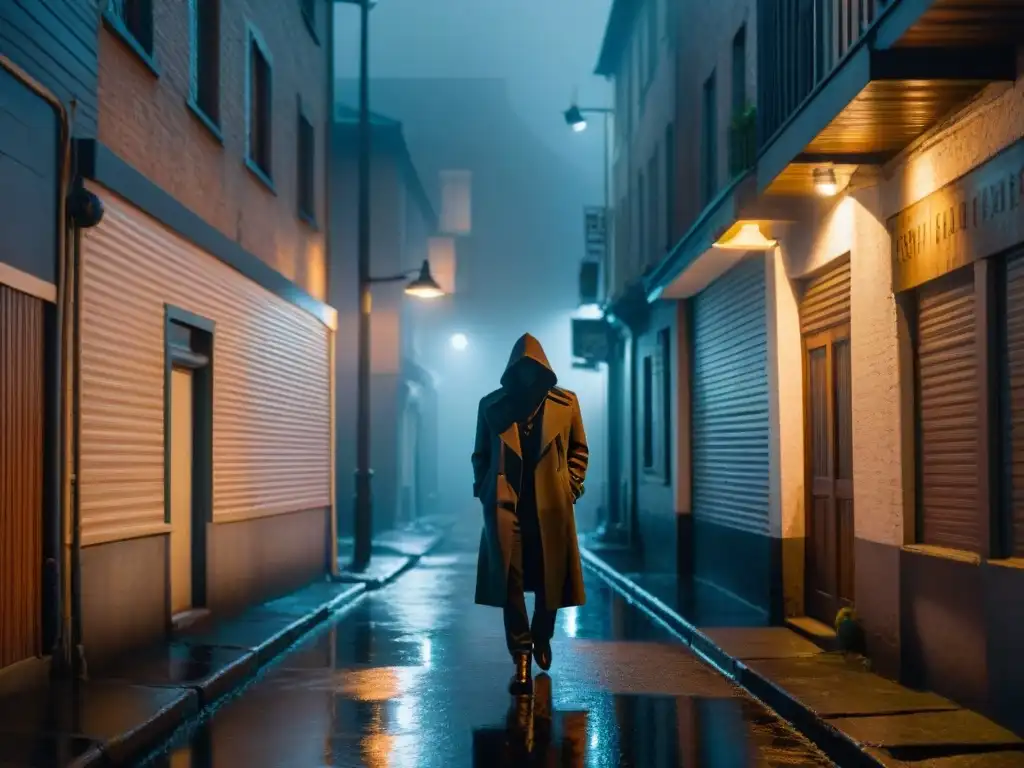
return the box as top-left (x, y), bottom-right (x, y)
top-left (333, 0), bottom-right (613, 200)
top-left (332, 1), bottom-right (614, 530)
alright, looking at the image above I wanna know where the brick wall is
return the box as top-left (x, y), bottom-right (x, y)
top-left (673, 0), bottom-right (756, 233)
top-left (97, 0), bottom-right (329, 301)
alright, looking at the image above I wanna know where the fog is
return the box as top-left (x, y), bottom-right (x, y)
top-left (333, 1), bottom-right (612, 532)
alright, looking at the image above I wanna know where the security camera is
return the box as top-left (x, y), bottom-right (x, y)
top-left (67, 187), bottom-right (105, 229)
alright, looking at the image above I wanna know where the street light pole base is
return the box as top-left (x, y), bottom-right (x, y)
top-left (351, 468), bottom-right (374, 572)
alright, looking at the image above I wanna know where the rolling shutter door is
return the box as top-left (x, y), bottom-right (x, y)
top-left (691, 257), bottom-right (770, 535)
top-left (1004, 252), bottom-right (1024, 556)
top-left (0, 285), bottom-right (44, 667)
top-left (800, 257), bottom-right (850, 334)
top-left (915, 269), bottom-right (977, 551)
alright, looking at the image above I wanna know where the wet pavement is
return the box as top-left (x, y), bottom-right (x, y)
top-left (144, 535), bottom-right (833, 767)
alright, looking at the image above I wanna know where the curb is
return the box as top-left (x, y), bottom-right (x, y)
top-left (120, 537), bottom-right (445, 767)
top-left (580, 546), bottom-right (886, 768)
top-left (334, 531), bottom-right (445, 590)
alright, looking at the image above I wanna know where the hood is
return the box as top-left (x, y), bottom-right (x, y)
top-left (500, 333), bottom-right (557, 390)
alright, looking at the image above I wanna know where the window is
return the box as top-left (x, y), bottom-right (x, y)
top-left (914, 268), bottom-right (978, 552)
top-left (647, 151), bottom-right (659, 264)
top-left (732, 25), bottom-right (747, 116)
top-left (189, 0), bottom-right (220, 126)
top-left (665, 123), bottom-right (675, 250)
top-left (300, 0), bottom-right (319, 42)
top-left (246, 25), bottom-right (273, 183)
top-left (440, 170), bottom-right (472, 235)
top-left (637, 171), bottom-right (646, 274)
top-left (701, 71), bottom-right (718, 204)
top-left (297, 102), bottom-right (315, 223)
top-left (643, 355), bottom-right (654, 469)
top-left (646, 0), bottom-right (658, 84)
top-left (107, 0), bottom-right (154, 62)
top-left (659, 327), bottom-right (672, 479)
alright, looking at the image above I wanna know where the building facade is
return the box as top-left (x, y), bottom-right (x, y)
top-left (0, 0), bottom-right (100, 684)
top-left (329, 107), bottom-right (441, 537)
top-left (629, 0), bottom-right (1024, 731)
top-left (72, 0), bottom-right (336, 666)
top-left (595, 0), bottom-right (682, 568)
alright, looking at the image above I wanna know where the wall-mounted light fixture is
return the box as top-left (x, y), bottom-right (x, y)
top-left (563, 105), bottom-right (588, 132)
top-left (712, 223), bottom-right (778, 251)
top-left (813, 167), bottom-right (838, 197)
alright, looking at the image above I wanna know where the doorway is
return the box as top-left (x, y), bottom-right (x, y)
top-left (165, 308), bottom-right (213, 625)
top-left (803, 326), bottom-right (855, 623)
top-left (169, 366), bottom-right (195, 615)
top-left (799, 258), bottom-right (854, 625)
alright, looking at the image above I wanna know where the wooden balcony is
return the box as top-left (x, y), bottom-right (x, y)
top-left (756, 0), bottom-right (1022, 195)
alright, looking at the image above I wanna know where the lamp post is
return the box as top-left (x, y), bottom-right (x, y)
top-left (563, 105), bottom-right (613, 252)
top-left (564, 104), bottom-right (626, 545)
top-left (349, 259), bottom-right (444, 573)
top-left (338, 0), bottom-right (443, 573)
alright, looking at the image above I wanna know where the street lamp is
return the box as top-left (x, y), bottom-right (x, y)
top-left (338, 0), bottom-right (445, 574)
top-left (564, 103), bottom-right (622, 543)
top-left (563, 104), bottom-right (613, 222)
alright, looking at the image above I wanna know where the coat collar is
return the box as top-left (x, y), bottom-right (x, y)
top-left (488, 388), bottom-right (571, 458)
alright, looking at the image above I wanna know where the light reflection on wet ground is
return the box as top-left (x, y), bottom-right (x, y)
top-left (144, 539), bottom-right (833, 767)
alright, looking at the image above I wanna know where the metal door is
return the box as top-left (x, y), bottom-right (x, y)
top-left (691, 257), bottom-right (770, 537)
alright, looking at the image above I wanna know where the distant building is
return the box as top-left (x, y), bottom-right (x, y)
top-left (329, 106), bottom-right (440, 535)
top-left (0, 0), bottom-right (338, 677)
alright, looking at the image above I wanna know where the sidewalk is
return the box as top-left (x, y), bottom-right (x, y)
top-left (0, 525), bottom-right (446, 768)
top-left (581, 545), bottom-right (1024, 768)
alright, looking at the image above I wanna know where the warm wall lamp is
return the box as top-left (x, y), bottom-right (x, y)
top-left (813, 167), bottom-right (838, 197)
top-left (712, 223), bottom-right (778, 251)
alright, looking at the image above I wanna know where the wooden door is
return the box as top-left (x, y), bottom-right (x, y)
top-left (169, 366), bottom-right (194, 616)
top-left (804, 325), bottom-right (855, 624)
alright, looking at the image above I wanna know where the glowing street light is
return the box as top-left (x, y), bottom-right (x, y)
top-left (450, 333), bottom-right (468, 351)
top-left (563, 105), bottom-right (588, 132)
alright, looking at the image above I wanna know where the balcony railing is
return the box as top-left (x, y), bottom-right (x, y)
top-left (757, 0), bottom-right (889, 148)
top-left (729, 106), bottom-right (758, 178)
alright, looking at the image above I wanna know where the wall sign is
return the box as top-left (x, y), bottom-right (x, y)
top-left (890, 139), bottom-right (1024, 293)
top-left (584, 206), bottom-right (608, 263)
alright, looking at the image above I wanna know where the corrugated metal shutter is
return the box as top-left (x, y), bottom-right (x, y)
top-left (0, 284), bottom-right (44, 666)
top-left (800, 256), bottom-right (850, 335)
top-left (1003, 252), bottom-right (1024, 556)
top-left (691, 256), bottom-right (770, 534)
top-left (916, 268), bottom-right (977, 551)
top-left (80, 187), bottom-right (331, 545)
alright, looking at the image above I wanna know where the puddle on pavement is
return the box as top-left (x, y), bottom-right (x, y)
top-left (146, 679), bottom-right (831, 767)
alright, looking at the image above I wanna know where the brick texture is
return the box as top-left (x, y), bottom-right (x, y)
top-left (97, 0), bottom-right (329, 301)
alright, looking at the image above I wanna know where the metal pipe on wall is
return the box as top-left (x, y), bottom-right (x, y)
top-left (0, 56), bottom-right (73, 673)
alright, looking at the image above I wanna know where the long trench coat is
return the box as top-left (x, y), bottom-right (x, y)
top-left (471, 334), bottom-right (589, 611)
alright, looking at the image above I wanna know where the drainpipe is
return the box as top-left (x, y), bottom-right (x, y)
top-left (0, 56), bottom-right (73, 675)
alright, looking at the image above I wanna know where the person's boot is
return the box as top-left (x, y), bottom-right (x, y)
top-left (533, 638), bottom-right (552, 671)
top-left (509, 651), bottom-right (533, 693)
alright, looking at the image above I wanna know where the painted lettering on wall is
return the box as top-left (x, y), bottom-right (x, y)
top-left (889, 140), bottom-right (1024, 293)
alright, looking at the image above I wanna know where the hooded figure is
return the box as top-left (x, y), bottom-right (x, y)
top-left (471, 333), bottom-right (588, 691)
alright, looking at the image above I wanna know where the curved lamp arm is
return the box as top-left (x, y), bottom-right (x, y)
top-left (368, 268), bottom-right (417, 285)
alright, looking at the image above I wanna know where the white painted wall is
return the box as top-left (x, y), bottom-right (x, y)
top-left (772, 73), bottom-right (1024, 559)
